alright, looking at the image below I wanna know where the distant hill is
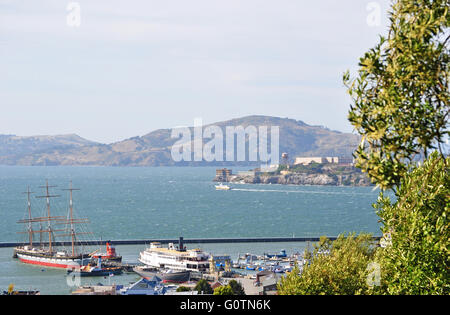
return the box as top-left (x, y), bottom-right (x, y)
top-left (0, 116), bottom-right (360, 166)
top-left (0, 134), bottom-right (99, 165)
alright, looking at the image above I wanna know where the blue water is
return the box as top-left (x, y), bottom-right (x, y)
top-left (0, 166), bottom-right (384, 294)
top-left (0, 166), bottom-right (382, 242)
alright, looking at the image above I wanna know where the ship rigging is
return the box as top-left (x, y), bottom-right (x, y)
top-left (14, 181), bottom-right (93, 269)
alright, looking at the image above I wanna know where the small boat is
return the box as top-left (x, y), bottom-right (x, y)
top-left (215, 183), bottom-right (231, 190)
top-left (245, 264), bottom-right (256, 271)
top-left (242, 253), bottom-right (258, 261)
top-left (68, 266), bottom-right (122, 277)
top-left (284, 266), bottom-right (293, 273)
top-left (67, 257), bottom-right (122, 277)
top-left (271, 265), bottom-right (285, 273)
top-left (91, 242), bottom-right (122, 262)
top-left (265, 249), bottom-right (287, 259)
top-left (3, 284), bottom-right (40, 295)
top-left (2, 290), bottom-right (40, 295)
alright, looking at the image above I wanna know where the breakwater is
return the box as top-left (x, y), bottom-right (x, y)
top-left (0, 236), bottom-right (381, 248)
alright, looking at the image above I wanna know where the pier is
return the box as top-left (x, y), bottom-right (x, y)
top-left (0, 236), bottom-right (381, 248)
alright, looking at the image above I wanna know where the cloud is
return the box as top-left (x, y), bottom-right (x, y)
top-left (0, 0), bottom-right (392, 142)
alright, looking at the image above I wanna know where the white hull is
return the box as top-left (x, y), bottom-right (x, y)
top-left (139, 243), bottom-right (209, 272)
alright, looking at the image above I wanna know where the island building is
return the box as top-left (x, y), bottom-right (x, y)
top-left (260, 164), bottom-right (279, 172)
top-left (236, 164), bottom-right (278, 177)
top-left (294, 156), bottom-right (353, 166)
top-left (215, 168), bottom-right (232, 181)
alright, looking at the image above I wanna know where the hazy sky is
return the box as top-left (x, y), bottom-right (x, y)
top-left (0, 0), bottom-right (391, 143)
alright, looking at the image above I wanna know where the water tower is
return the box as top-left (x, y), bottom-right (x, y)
top-left (281, 152), bottom-right (289, 169)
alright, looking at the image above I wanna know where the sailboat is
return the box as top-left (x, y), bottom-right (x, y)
top-left (13, 181), bottom-right (92, 269)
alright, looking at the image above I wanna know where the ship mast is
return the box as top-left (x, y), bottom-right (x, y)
top-left (22, 187), bottom-right (34, 247)
top-left (55, 182), bottom-right (91, 257)
top-left (35, 181), bottom-right (60, 253)
top-left (62, 181), bottom-right (80, 256)
top-left (18, 182), bottom-right (65, 251)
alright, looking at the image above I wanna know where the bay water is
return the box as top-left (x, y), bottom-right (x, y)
top-left (0, 166), bottom-right (383, 294)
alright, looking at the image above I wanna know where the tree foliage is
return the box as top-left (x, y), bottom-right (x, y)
top-left (278, 233), bottom-right (379, 295)
top-left (228, 280), bottom-right (246, 295)
top-left (194, 279), bottom-right (213, 295)
top-left (176, 286), bottom-right (191, 292)
top-left (213, 285), bottom-right (234, 295)
top-left (278, 0), bottom-right (450, 295)
top-left (374, 153), bottom-right (449, 294)
top-left (344, 0), bottom-right (449, 190)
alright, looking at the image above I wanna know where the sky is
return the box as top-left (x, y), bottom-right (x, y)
top-left (0, 0), bottom-right (391, 144)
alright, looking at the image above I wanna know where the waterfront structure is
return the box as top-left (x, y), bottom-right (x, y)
top-left (72, 277), bottom-right (190, 295)
top-left (209, 255), bottom-right (232, 275)
top-left (72, 285), bottom-right (117, 295)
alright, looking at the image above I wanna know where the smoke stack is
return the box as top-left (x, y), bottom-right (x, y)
top-left (179, 237), bottom-right (184, 251)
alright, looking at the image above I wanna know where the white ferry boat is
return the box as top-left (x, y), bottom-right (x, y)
top-left (139, 237), bottom-right (210, 273)
top-left (215, 183), bottom-right (231, 190)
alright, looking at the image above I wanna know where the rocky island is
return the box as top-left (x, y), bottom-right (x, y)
top-left (214, 164), bottom-right (373, 186)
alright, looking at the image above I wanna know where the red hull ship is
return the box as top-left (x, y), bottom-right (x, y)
top-left (14, 181), bottom-right (93, 269)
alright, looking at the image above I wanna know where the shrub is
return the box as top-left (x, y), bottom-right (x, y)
top-left (375, 153), bottom-right (449, 294)
top-left (278, 233), bottom-right (378, 295)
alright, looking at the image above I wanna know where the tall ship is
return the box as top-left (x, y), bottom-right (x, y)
top-left (138, 237), bottom-right (210, 273)
top-left (13, 181), bottom-right (93, 269)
